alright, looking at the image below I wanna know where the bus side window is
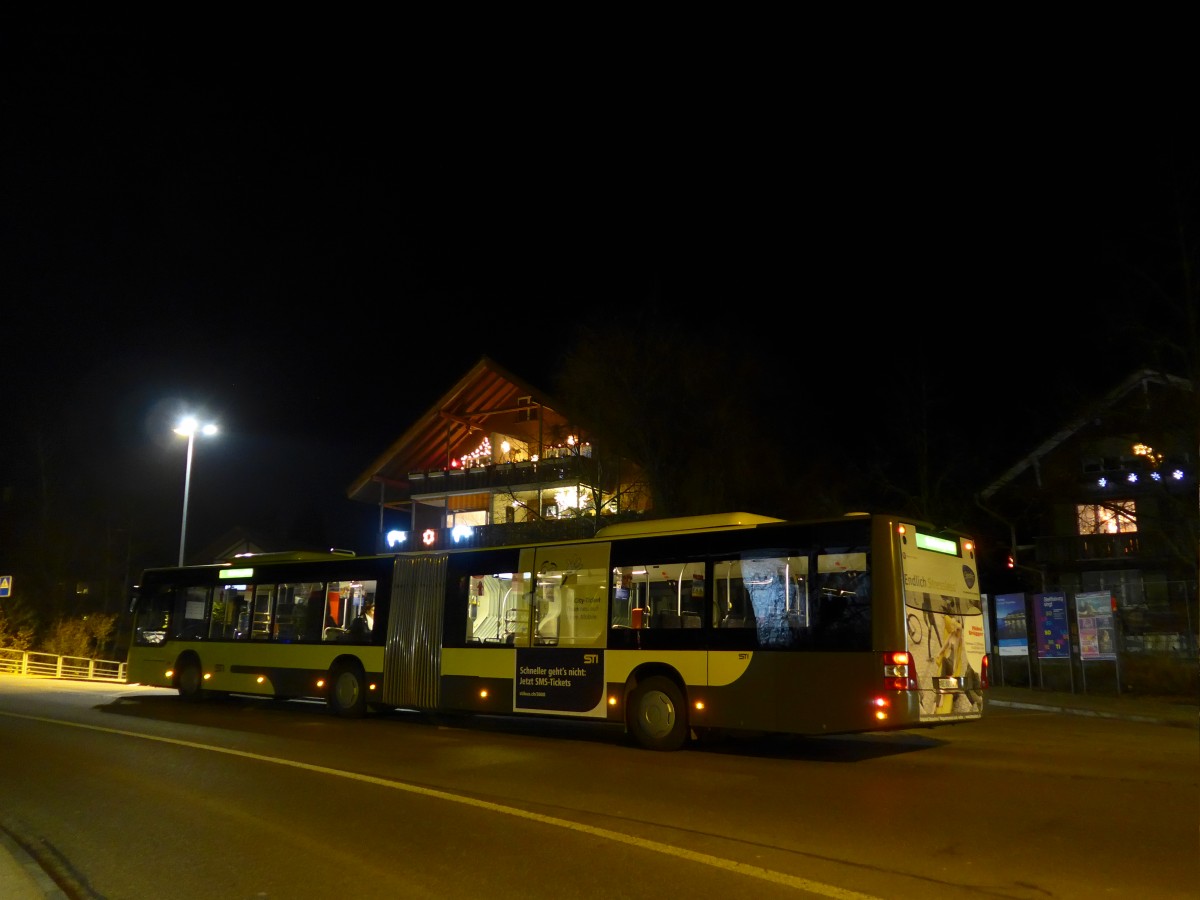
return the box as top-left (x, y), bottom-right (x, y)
top-left (446, 550), bottom-right (528, 647)
top-left (741, 557), bottom-right (792, 647)
top-left (715, 561), bottom-right (755, 629)
top-left (450, 572), bottom-right (510, 647)
top-left (234, 590), bottom-right (252, 640)
top-left (251, 585), bottom-right (274, 640)
top-left (179, 586), bottom-right (209, 639)
top-left (299, 585), bottom-right (325, 641)
top-left (665, 564), bottom-right (704, 628)
top-left (812, 570), bottom-right (871, 650)
top-left (323, 583), bottom-right (348, 641)
top-left (210, 588), bottom-right (235, 640)
top-left (464, 576), bottom-right (484, 644)
top-left (611, 569), bottom-right (632, 628)
top-left (274, 586), bottom-right (296, 642)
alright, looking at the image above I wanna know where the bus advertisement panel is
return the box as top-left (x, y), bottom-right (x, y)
top-left (900, 527), bottom-right (986, 722)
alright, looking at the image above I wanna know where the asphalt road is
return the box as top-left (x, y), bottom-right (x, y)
top-left (1, 678), bottom-right (1196, 899)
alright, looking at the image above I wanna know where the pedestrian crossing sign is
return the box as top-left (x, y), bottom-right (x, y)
top-left (0, 575), bottom-right (11, 598)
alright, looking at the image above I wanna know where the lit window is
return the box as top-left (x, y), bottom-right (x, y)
top-left (1076, 501), bottom-right (1137, 535)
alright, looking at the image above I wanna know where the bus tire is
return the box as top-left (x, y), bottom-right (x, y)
top-left (176, 657), bottom-right (206, 702)
top-left (327, 662), bottom-right (367, 718)
top-left (628, 675), bottom-right (688, 751)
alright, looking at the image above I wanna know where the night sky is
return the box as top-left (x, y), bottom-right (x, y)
top-left (3, 23), bottom-right (1195, 568)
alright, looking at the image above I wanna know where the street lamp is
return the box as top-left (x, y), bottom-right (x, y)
top-left (174, 417), bottom-right (218, 566)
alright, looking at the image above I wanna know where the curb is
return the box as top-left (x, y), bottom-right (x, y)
top-left (987, 697), bottom-right (1198, 728)
top-left (0, 829), bottom-right (68, 900)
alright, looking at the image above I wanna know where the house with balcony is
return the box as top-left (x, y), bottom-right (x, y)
top-left (346, 357), bottom-right (651, 553)
top-left (977, 368), bottom-right (1198, 681)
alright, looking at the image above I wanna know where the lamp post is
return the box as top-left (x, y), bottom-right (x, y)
top-left (175, 417), bottom-right (218, 566)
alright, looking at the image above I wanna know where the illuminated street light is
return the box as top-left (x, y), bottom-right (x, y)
top-left (174, 417), bottom-right (218, 566)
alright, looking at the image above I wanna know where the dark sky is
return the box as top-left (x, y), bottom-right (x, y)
top-left (3, 23), bottom-right (1195, 564)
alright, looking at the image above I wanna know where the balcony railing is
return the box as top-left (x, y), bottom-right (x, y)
top-left (1034, 531), bottom-right (1174, 566)
top-left (408, 456), bottom-right (586, 496)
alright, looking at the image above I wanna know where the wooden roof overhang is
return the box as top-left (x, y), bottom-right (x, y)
top-left (346, 356), bottom-right (573, 508)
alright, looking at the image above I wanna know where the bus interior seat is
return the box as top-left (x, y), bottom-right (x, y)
top-left (654, 611), bottom-right (702, 628)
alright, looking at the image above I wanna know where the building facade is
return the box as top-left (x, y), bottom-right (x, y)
top-left (978, 368), bottom-right (1198, 690)
top-left (346, 357), bottom-right (650, 553)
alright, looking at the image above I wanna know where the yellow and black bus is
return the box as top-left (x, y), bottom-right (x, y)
top-left (127, 512), bottom-right (987, 750)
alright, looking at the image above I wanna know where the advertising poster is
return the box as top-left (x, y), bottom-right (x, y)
top-left (1075, 591), bottom-right (1117, 660)
top-left (994, 592), bottom-right (1029, 657)
top-left (1033, 592), bottom-right (1070, 658)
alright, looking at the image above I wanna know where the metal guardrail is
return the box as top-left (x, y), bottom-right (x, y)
top-left (0, 648), bottom-right (127, 683)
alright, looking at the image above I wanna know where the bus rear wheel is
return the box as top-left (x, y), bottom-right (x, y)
top-left (628, 675), bottom-right (688, 751)
top-left (328, 663), bottom-right (367, 718)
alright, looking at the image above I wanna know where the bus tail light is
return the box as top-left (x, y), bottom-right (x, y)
top-left (882, 650), bottom-right (917, 691)
top-left (872, 650), bottom-right (917, 721)
top-left (981, 653), bottom-right (990, 689)
top-left (869, 695), bottom-right (891, 722)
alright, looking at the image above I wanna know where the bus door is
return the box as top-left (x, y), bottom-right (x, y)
top-left (510, 543), bottom-right (610, 718)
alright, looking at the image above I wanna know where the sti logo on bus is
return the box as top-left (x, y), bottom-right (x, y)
top-left (584, 653), bottom-right (598, 664)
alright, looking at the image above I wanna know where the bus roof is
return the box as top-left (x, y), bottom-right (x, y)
top-left (594, 512), bottom-right (784, 539)
top-left (228, 549), bottom-right (357, 563)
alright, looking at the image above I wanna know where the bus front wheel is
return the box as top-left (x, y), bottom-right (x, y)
top-left (327, 663), bottom-right (367, 718)
top-left (628, 675), bottom-right (688, 751)
top-left (177, 658), bottom-right (206, 702)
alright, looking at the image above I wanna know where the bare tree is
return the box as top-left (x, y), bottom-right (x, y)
top-left (0, 606), bottom-right (36, 652)
top-left (494, 438), bottom-right (652, 538)
top-left (42, 613), bottom-right (117, 658)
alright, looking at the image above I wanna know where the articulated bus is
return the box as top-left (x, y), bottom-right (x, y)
top-left (127, 512), bottom-right (987, 750)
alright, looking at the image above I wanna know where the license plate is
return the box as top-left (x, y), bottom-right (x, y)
top-left (937, 677), bottom-right (961, 690)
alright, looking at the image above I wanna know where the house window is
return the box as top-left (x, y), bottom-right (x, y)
top-left (1076, 501), bottom-right (1137, 535)
top-left (447, 509), bottom-right (488, 528)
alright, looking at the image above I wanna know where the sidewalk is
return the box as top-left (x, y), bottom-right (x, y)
top-left (0, 829), bottom-right (68, 900)
top-left (987, 684), bottom-right (1200, 728)
top-left (1, 688), bottom-right (1195, 899)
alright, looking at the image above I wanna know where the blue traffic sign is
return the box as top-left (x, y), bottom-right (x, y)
top-left (0, 575), bottom-right (10, 598)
